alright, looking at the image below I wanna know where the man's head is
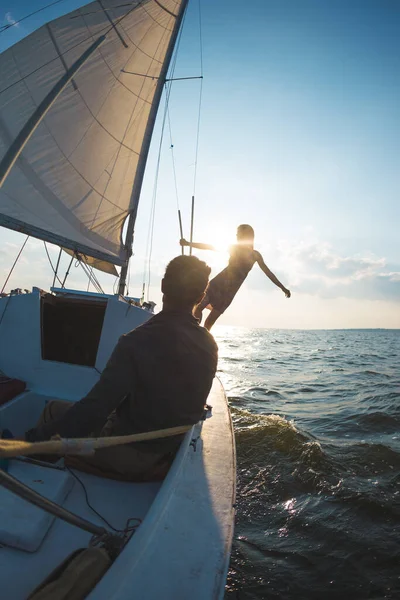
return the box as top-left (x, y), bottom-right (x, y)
top-left (162, 255), bottom-right (211, 311)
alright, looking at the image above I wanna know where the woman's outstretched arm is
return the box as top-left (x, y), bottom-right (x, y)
top-left (180, 238), bottom-right (216, 251)
top-left (255, 251), bottom-right (291, 298)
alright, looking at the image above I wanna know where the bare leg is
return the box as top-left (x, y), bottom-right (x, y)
top-left (194, 294), bottom-right (210, 324)
top-left (204, 309), bottom-right (222, 331)
top-left (193, 303), bottom-right (204, 323)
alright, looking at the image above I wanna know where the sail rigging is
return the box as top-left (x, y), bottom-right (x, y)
top-left (0, 0), bottom-right (187, 268)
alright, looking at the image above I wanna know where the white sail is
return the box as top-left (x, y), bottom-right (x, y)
top-left (0, 0), bottom-right (184, 266)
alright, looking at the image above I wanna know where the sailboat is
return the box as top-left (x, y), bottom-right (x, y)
top-left (0, 1), bottom-right (235, 598)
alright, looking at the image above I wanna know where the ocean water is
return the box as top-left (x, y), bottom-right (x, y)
top-left (214, 328), bottom-right (400, 600)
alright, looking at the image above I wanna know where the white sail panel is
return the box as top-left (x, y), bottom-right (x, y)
top-left (0, 0), bottom-right (184, 265)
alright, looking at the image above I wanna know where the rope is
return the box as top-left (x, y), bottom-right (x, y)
top-left (52, 248), bottom-right (62, 289)
top-left (0, 424), bottom-right (192, 458)
top-left (61, 254), bottom-right (74, 288)
top-left (1, 235), bottom-right (29, 294)
top-left (87, 267), bottom-right (94, 292)
top-left (126, 258), bottom-right (131, 297)
top-left (44, 242), bottom-right (64, 288)
top-left (78, 258), bottom-right (104, 294)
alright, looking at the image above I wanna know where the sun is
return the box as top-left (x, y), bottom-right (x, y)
top-left (206, 226), bottom-right (235, 253)
top-left (192, 225), bottom-right (234, 273)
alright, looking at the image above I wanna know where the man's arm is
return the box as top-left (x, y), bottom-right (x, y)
top-left (25, 336), bottom-right (136, 441)
top-left (255, 251), bottom-right (291, 298)
top-left (180, 238), bottom-right (216, 251)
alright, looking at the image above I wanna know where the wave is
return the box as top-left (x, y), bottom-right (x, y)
top-left (231, 408), bottom-right (337, 488)
top-left (346, 411), bottom-right (400, 431)
top-left (350, 441), bottom-right (400, 469)
top-left (361, 370), bottom-right (391, 377)
top-left (221, 328), bottom-right (400, 599)
top-left (360, 391), bottom-right (400, 412)
top-left (296, 385), bottom-right (327, 393)
top-left (331, 486), bottom-right (400, 519)
top-left (246, 387), bottom-right (283, 398)
top-left (222, 357), bottom-right (244, 363)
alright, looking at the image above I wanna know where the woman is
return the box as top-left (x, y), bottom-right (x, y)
top-left (180, 224), bottom-right (291, 331)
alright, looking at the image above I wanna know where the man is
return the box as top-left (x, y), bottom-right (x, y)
top-left (25, 255), bottom-right (218, 481)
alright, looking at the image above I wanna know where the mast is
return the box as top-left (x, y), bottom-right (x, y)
top-left (118, 0), bottom-right (189, 296)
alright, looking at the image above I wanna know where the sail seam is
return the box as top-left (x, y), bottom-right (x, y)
top-left (153, 0), bottom-right (178, 18)
top-left (98, 0), bottom-right (129, 48)
top-left (0, 115), bottom-right (125, 252)
top-left (3, 16), bottom-right (161, 205)
top-left (73, 5), bottom-right (169, 230)
top-left (0, 0), bottom-right (186, 267)
top-left (69, 10), bottom-right (165, 170)
top-left (79, 6), bottom-right (162, 100)
top-left (68, 18), bottom-right (160, 161)
top-left (0, 69), bottom-right (139, 213)
top-left (140, 2), bottom-right (175, 31)
top-left (46, 23), bottom-right (78, 91)
top-left (88, 21), bottom-right (171, 230)
top-left (0, 3), bottom-right (163, 97)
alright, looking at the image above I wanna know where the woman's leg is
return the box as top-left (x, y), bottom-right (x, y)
top-left (194, 294), bottom-right (210, 324)
top-left (193, 303), bottom-right (204, 323)
top-left (204, 309), bottom-right (222, 331)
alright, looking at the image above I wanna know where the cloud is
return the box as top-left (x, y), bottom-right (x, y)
top-left (3, 12), bottom-right (19, 29)
top-left (247, 241), bottom-right (400, 302)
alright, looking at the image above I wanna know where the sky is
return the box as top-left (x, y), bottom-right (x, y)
top-left (0, 0), bottom-right (399, 328)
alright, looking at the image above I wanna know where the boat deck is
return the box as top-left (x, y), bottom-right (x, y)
top-left (1, 466), bottom-right (160, 599)
top-left (0, 390), bottom-right (161, 600)
top-left (0, 379), bottom-right (235, 600)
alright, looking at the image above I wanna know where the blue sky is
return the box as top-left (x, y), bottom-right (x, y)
top-left (1, 0), bottom-right (399, 328)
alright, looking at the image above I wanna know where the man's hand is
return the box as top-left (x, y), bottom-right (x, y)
top-left (180, 238), bottom-right (189, 247)
top-left (283, 288), bottom-right (291, 298)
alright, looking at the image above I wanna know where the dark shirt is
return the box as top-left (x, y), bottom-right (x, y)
top-left (26, 310), bottom-right (218, 452)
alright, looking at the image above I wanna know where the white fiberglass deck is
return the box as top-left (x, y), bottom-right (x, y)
top-left (0, 390), bottom-right (161, 599)
top-left (0, 380), bottom-right (235, 600)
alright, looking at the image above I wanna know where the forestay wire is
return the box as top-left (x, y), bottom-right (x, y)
top-left (192, 0), bottom-right (204, 198)
top-left (142, 0), bottom-right (204, 299)
top-left (142, 5), bottom-right (188, 301)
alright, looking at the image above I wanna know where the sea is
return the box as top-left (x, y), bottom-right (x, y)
top-left (213, 327), bottom-right (400, 600)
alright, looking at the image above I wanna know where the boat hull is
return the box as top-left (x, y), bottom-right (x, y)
top-left (0, 289), bottom-right (236, 599)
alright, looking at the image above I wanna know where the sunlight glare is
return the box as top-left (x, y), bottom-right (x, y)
top-left (207, 225), bottom-right (235, 253)
top-left (198, 225), bottom-right (234, 274)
